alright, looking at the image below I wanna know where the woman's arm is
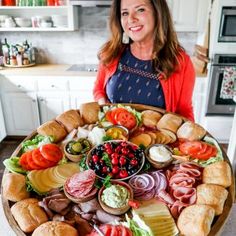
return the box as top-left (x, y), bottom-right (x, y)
top-left (177, 55), bottom-right (196, 122)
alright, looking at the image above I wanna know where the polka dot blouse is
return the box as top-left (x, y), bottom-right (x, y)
top-left (106, 47), bottom-right (166, 108)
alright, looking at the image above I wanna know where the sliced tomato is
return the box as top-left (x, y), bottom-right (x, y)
top-left (128, 200), bottom-right (140, 209)
top-left (196, 142), bottom-right (208, 155)
top-left (39, 144), bottom-right (63, 162)
top-left (179, 141), bottom-right (202, 155)
top-left (110, 225), bottom-right (119, 236)
top-left (19, 152), bottom-right (31, 170)
top-left (32, 148), bottom-right (56, 169)
top-left (112, 108), bottom-right (129, 120)
top-left (105, 110), bottom-right (117, 124)
top-left (116, 111), bottom-right (137, 130)
top-left (26, 151), bottom-right (42, 170)
top-left (99, 225), bottom-right (112, 236)
top-left (194, 145), bottom-right (217, 160)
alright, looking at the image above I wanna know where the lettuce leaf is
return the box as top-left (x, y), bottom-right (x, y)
top-left (124, 214), bottom-right (153, 236)
top-left (193, 136), bottom-right (224, 167)
top-left (22, 135), bottom-right (54, 153)
top-left (3, 156), bottom-right (27, 174)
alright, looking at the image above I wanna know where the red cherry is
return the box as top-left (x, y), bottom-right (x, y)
top-left (111, 158), bottom-right (119, 165)
top-left (128, 153), bottom-right (135, 159)
top-left (121, 148), bottom-right (129, 155)
top-left (111, 153), bottom-right (119, 159)
top-left (92, 155), bottom-right (99, 163)
top-left (130, 159), bottom-right (138, 166)
top-left (119, 169), bottom-right (128, 178)
top-left (119, 156), bottom-right (126, 166)
top-left (102, 166), bottom-right (108, 173)
top-left (112, 166), bottom-right (119, 174)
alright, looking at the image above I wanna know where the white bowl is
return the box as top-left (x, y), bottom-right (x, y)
top-left (15, 18), bottom-right (31, 27)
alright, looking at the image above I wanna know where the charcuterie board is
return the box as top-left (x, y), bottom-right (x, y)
top-left (1, 103), bottom-right (235, 236)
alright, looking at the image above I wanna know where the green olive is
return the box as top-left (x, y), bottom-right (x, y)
top-left (71, 142), bottom-right (83, 153)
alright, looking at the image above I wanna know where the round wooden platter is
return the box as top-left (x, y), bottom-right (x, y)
top-left (4, 63), bottom-right (36, 68)
top-left (1, 103), bottom-right (235, 236)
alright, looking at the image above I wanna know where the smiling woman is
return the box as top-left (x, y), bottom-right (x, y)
top-left (93, 0), bottom-right (196, 121)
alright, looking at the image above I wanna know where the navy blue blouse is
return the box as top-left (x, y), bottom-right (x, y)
top-left (106, 47), bottom-right (166, 108)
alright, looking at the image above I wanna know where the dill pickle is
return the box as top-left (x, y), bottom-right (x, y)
top-left (72, 142), bottom-right (83, 153)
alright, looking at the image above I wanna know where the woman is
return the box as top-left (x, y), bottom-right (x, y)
top-left (93, 0), bottom-right (195, 121)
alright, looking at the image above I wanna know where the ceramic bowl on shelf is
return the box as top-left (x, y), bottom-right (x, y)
top-left (14, 17), bottom-right (31, 27)
top-left (98, 180), bottom-right (133, 215)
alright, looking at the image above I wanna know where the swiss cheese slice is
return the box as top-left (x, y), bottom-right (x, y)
top-left (133, 199), bottom-right (179, 236)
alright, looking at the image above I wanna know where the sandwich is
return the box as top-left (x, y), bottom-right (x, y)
top-left (32, 221), bottom-right (78, 236)
top-left (177, 204), bottom-right (215, 236)
top-left (156, 113), bottom-right (183, 133)
top-left (2, 173), bottom-right (29, 202)
top-left (177, 121), bottom-right (206, 141)
top-left (79, 102), bottom-right (100, 124)
top-left (11, 198), bottom-right (48, 233)
top-left (56, 109), bottom-right (84, 132)
top-left (197, 183), bottom-right (228, 215)
top-left (37, 120), bottom-right (67, 142)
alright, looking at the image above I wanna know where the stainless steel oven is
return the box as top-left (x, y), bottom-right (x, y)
top-left (219, 7), bottom-right (236, 42)
top-left (206, 54), bottom-right (236, 115)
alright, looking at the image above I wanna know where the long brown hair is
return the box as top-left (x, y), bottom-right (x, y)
top-left (98, 0), bottom-right (184, 78)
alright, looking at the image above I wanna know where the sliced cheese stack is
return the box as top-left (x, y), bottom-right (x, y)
top-left (27, 163), bottom-right (80, 194)
top-left (133, 199), bottom-right (179, 236)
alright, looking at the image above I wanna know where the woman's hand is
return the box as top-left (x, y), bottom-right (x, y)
top-left (98, 97), bottom-right (107, 105)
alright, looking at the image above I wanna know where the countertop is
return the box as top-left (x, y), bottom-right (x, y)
top-left (0, 64), bottom-right (97, 77)
top-left (0, 64), bottom-right (207, 78)
top-left (0, 196), bottom-right (235, 236)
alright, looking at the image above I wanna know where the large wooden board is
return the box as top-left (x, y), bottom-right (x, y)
top-left (1, 104), bottom-right (235, 236)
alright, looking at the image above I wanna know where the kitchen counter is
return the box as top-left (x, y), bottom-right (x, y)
top-left (0, 64), bottom-right (97, 77)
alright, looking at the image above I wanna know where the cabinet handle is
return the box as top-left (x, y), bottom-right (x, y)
top-left (32, 99), bottom-right (36, 102)
top-left (17, 85), bottom-right (22, 88)
top-left (51, 85), bottom-right (55, 88)
top-left (40, 98), bottom-right (44, 102)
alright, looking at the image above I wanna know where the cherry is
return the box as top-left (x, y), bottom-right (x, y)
top-left (119, 169), bottom-right (128, 178)
top-left (111, 158), bottom-right (119, 165)
top-left (92, 155), bottom-right (99, 163)
top-left (112, 166), bottom-right (120, 174)
top-left (119, 156), bottom-right (126, 166)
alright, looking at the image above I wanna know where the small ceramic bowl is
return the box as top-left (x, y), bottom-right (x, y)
top-left (64, 185), bottom-right (97, 203)
top-left (145, 144), bottom-right (173, 169)
top-left (105, 125), bottom-right (129, 140)
top-left (64, 138), bottom-right (92, 162)
top-left (98, 180), bottom-right (133, 215)
top-left (86, 140), bottom-right (145, 181)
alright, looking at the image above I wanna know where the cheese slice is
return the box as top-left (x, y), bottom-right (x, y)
top-left (133, 200), bottom-right (179, 236)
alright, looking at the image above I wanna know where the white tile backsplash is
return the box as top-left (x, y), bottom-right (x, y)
top-left (0, 7), bottom-right (197, 64)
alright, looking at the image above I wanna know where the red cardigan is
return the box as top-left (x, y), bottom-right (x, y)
top-left (93, 51), bottom-right (196, 121)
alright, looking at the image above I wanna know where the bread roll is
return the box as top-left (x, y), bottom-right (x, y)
top-left (141, 110), bottom-right (162, 128)
top-left (79, 102), bottom-right (100, 124)
top-left (177, 121), bottom-right (206, 141)
top-left (11, 198), bottom-right (48, 233)
top-left (56, 109), bottom-right (84, 132)
top-left (203, 161), bottom-right (232, 188)
top-left (37, 120), bottom-right (67, 142)
top-left (197, 184), bottom-right (228, 215)
top-left (32, 221), bottom-right (78, 236)
top-left (156, 113), bottom-right (182, 133)
top-left (177, 204), bottom-right (215, 236)
top-left (2, 173), bottom-right (29, 202)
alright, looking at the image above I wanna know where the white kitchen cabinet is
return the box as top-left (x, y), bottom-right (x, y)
top-left (38, 92), bottom-right (70, 124)
top-left (0, 92), bottom-right (40, 135)
top-left (167, 0), bottom-right (211, 32)
top-left (192, 77), bottom-right (208, 124)
top-left (69, 76), bottom-right (95, 109)
top-left (0, 98), bottom-right (7, 142)
top-left (0, 5), bottom-right (79, 31)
